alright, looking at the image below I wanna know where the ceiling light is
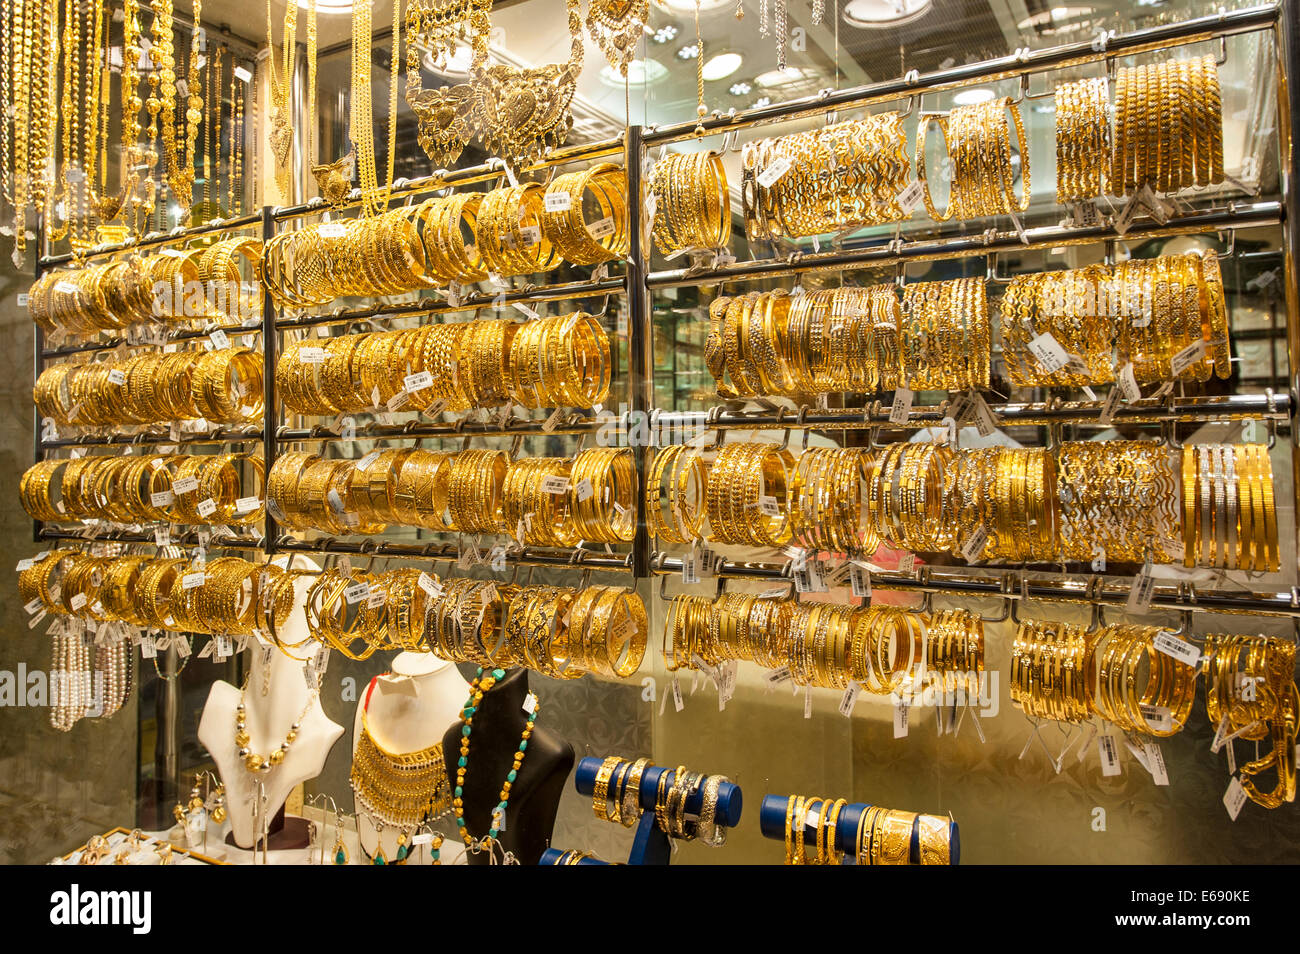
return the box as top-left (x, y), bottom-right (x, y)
top-left (729, 81), bottom-right (752, 96)
top-left (676, 43), bottom-right (700, 60)
top-left (702, 52), bottom-right (743, 81)
top-left (659, 0), bottom-right (731, 11)
top-left (753, 95), bottom-right (772, 108)
top-left (296, 0), bottom-right (352, 12)
top-left (952, 87), bottom-right (995, 105)
top-left (842, 0), bottom-right (931, 29)
top-left (652, 24), bottom-right (678, 43)
top-left (1016, 6), bottom-right (1095, 32)
top-left (754, 65), bottom-right (814, 88)
top-left (599, 58), bottom-right (668, 86)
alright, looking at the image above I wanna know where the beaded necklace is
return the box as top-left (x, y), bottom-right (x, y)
top-left (452, 667), bottom-right (538, 849)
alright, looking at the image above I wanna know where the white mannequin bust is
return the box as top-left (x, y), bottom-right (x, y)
top-left (198, 565), bottom-right (344, 850)
top-left (351, 650), bottom-right (469, 865)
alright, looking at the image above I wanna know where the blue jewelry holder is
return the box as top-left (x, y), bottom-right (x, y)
top-left (539, 848), bottom-right (611, 865)
top-left (758, 794), bottom-right (960, 865)
top-left (570, 756), bottom-right (744, 865)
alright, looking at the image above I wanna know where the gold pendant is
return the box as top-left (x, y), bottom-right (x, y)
top-left (312, 149), bottom-right (356, 207)
top-left (407, 85), bottom-right (477, 167)
top-left (270, 109), bottom-right (294, 169)
top-left (585, 0), bottom-right (648, 76)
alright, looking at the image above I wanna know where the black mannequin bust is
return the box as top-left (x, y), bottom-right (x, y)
top-left (442, 667), bottom-right (574, 865)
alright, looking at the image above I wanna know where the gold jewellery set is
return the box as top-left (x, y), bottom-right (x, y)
top-left (268, 446), bottom-right (636, 545)
top-left (666, 594), bottom-right (983, 696)
top-left (303, 566), bottom-right (647, 679)
top-left (21, 453), bottom-right (264, 528)
top-left (260, 168), bottom-right (629, 309)
top-left (783, 796), bottom-right (952, 866)
top-left (31, 238), bottom-right (264, 336)
top-left (277, 313), bottom-right (611, 416)
top-left (35, 347), bottom-right (264, 427)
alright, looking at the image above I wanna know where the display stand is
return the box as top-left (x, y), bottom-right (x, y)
top-left (757, 794), bottom-right (960, 865)
top-left (572, 756), bottom-right (743, 865)
top-left (538, 848), bottom-right (611, 865)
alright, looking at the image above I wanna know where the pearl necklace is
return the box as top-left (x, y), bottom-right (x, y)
top-left (452, 668), bottom-right (537, 848)
top-left (234, 680), bottom-right (319, 774)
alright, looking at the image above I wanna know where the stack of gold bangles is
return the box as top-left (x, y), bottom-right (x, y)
top-left (924, 609), bottom-right (986, 695)
top-left (18, 550), bottom-right (292, 637)
top-left (783, 795), bottom-right (953, 865)
top-left (1055, 76), bottom-right (1111, 203)
top-left (704, 441), bottom-right (795, 548)
top-left (646, 764), bottom-right (727, 843)
top-left (665, 594), bottom-right (936, 695)
top-left (789, 447), bottom-right (878, 554)
top-left (589, 755), bottom-right (652, 830)
top-left (918, 98), bottom-right (1031, 221)
top-left (20, 454), bottom-right (264, 527)
top-left (30, 240), bottom-right (264, 334)
top-left (1181, 443), bottom-right (1278, 572)
top-left (648, 151), bottom-right (731, 256)
top-left (645, 444), bottom-right (707, 545)
top-left (1203, 634), bottom-right (1297, 809)
top-left (899, 278), bottom-right (990, 391)
top-left (34, 348), bottom-right (265, 427)
top-left (1093, 623), bottom-right (1198, 736)
top-left (1112, 55), bottom-right (1224, 195)
top-left (260, 172), bottom-right (629, 307)
top-left (1009, 618), bottom-right (1096, 724)
top-left (1002, 252), bottom-right (1230, 386)
top-left (305, 568), bottom-right (647, 678)
top-left (948, 447), bottom-right (1058, 563)
top-left (1056, 441), bottom-right (1179, 564)
top-left (706, 285), bottom-right (903, 397)
top-left (277, 314), bottom-right (610, 416)
top-left (268, 447), bottom-right (636, 542)
top-left (741, 113), bottom-right (910, 243)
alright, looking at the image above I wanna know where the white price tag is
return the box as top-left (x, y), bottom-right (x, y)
top-left (195, 498), bottom-right (217, 519)
top-left (888, 387), bottom-right (914, 425)
top-left (757, 156), bottom-right (793, 189)
top-left (850, 564), bottom-right (872, 599)
top-left (671, 675), bottom-right (684, 712)
top-left (366, 587), bottom-right (387, 609)
top-left (896, 180), bottom-right (925, 214)
top-left (172, 476), bottom-right (199, 495)
top-left (1098, 734), bottom-right (1122, 776)
top-left (517, 225), bottom-right (541, 246)
top-left (16, 559), bottom-right (34, 572)
top-left (1098, 386), bottom-right (1122, 426)
top-left (181, 571), bottom-right (206, 590)
top-left (1223, 777), bottom-right (1247, 820)
top-left (1117, 362), bottom-right (1141, 402)
top-left (960, 524), bottom-right (989, 563)
top-left (1169, 340), bottom-right (1206, 378)
top-left (541, 475), bottom-right (570, 495)
top-left (1152, 630), bottom-right (1201, 667)
top-left (386, 391), bottom-right (410, 411)
top-left (234, 65), bottom-right (252, 82)
top-left (1144, 742), bottom-right (1169, 786)
top-left (298, 346), bottom-right (326, 364)
top-left (1126, 562), bottom-right (1155, 611)
top-left (417, 572), bottom-right (443, 598)
top-left (140, 634), bottom-right (157, 659)
top-left (1027, 332), bottom-right (1071, 374)
top-left (149, 490), bottom-right (175, 508)
top-left (344, 582), bottom-right (371, 604)
top-left (326, 489), bottom-right (346, 513)
top-left (403, 371), bottom-right (433, 392)
top-left (757, 495), bottom-right (781, 517)
top-left (1140, 703), bottom-right (1173, 734)
top-left (107, 368), bottom-right (127, 385)
top-left (574, 477), bottom-right (593, 502)
top-left (544, 191), bottom-right (572, 213)
top-left (804, 686), bottom-right (814, 719)
top-left (208, 329), bottom-right (230, 350)
top-left (522, 692), bottom-right (539, 715)
top-left (318, 222), bottom-right (348, 239)
top-left (839, 682), bottom-right (861, 717)
top-left (893, 700), bottom-right (910, 738)
top-left (586, 217), bottom-right (615, 240)
top-left (70, 592), bottom-right (87, 611)
top-left (55, 280), bottom-right (77, 294)
top-left (235, 496), bottom-right (261, 514)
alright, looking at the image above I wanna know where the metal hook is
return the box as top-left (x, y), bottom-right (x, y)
top-left (1216, 35), bottom-right (1228, 66)
top-left (1216, 229), bottom-right (1237, 259)
top-left (986, 252), bottom-right (1014, 284)
top-left (1159, 418), bottom-right (1184, 449)
top-left (1009, 72), bottom-right (1030, 106)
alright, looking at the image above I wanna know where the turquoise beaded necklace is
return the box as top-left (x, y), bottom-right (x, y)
top-left (453, 667), bottom-right (539, 849)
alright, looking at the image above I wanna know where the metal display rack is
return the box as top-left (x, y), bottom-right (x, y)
top-left (28, 2), bottom-right (1300, 619)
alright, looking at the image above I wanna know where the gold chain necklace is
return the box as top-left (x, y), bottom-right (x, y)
top-left (266, 0), bottom-right (296, 199)
top-left (168, 0), bottom-right (202, 214)
top-left (351, 0), bottom-right (402, 217)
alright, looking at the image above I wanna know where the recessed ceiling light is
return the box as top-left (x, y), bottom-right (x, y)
top-left (702, 52), bottom-right (743, 81)
top-left (953, 87), bottom-right (995, 105)
top-left (599, 58), bottom-right (668, 86)
top-left (729, 81), bottom-right (752, 96)
top-left (659, 0), bottom-right (731, 11)
top-left (652, 24), bottom-right (678, 43)
top-left (842, 0), bottom-right (931, 29)
top-left (753, 95), bottom-right (772, 108)
top-left (296, 0), bottom-right (353, 12)
top-left (676, 43), bottom-right (700, 60)
top-left (754, 65), bottom-right (814, 88)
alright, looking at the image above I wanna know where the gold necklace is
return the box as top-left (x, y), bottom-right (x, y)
top-left (475, 0), bottom-right (583, 165)
top-left (266, 0), bottom-right (296, 199)
top-left (404, 0), bottom-right (490, 167)
top-left (168, 0), bottom-right (202, 215)
top-left (585, 0), bottom-right (648, 78)
top-left (351, 0), bottom-right (402, 217)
